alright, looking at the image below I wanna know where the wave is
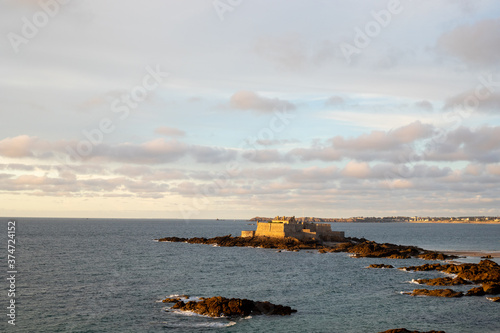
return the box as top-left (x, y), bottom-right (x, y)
top-left (408, 279), bottom-right (421, 285)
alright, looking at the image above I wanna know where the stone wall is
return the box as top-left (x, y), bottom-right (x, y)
top-left (241, 222), bottom-right (346, 242)
top-left (241, 230), bottom-right (255, 238)
top-left (254, 222), bottom-right (286, 238)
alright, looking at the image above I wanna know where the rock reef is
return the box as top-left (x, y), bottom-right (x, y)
top-left (401, 259), bottom-right (500, 299)
top-left (379, 329), bottom-right (446, 333)
top-left (156, 235), bottom-right (457, 260)
top-left (163, 296), bottom-right (296, 317)
top-left (413, 277), bottom-right (471, 286)
top-left (368, 264), bottom-right (394, 269)
top-left (406, 288), bottom-right (464, 298)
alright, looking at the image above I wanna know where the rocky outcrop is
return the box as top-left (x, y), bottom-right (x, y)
top-left (402, 260), bottom-right (500, 284)
top-left (403, 260), bottom-right (500, 301)
top-left (487, 297), bottom-right (500, 302)
top-left (482, 283), bottom-right (500, 294)
top-left (414, 277), bottom-right (471, 286)
top-left (465, 287), bottom-right (485, 296)
top-left (162, 295), bottom-right (189, 303)
top-left (167, 296), bottom-right (297, 317)
top-left (418, 252), bottom-right (451, 260)
top-left (379, 329), bottom-right (446, 333)
top-left (156, 235), bottom-right (321, 251)
top-left (406, 289), bottom-right (463, 298)
top-left (157, 235), bottom-right (457, 261)
top-left (368, 264), bottom-right (394, 269)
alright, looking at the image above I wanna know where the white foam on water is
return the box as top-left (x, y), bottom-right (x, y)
top-left (408, 279), bottom-right (421, 284)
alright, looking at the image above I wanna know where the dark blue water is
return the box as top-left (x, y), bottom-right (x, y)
top-left (1, 218), bottom-right (499, 332)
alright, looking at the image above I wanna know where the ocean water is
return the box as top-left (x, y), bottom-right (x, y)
top-left (2, 218), bottom-right (500, 333)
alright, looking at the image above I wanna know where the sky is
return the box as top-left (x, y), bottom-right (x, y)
top-left (1, 0), bottom-right (500, 219)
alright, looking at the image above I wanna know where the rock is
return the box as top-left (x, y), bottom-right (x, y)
top-left (414, 277), bottom-right (471, 286)
top-left (402, 260), bottom-right (500, 285)
top-left (487, 297), bottom-right (500, 302)
top-left (418, 251), bottom-right (457, 260)
top-left (379, 329), bottom-right (446, 333)
top-left (368, 264), bottom-right (394, 269)
top-left (481, 255), bottom-right (493, 259)
top-left (408, 289), bottom-right (463, 298)
top-left (465, 287), bottom-right (485, 296)
top-left (170, 296), bottom-right (297, 317)
top-left (156, 235), bottom-right (474, 262)
top-left (346, 241), bottom-right (423, 259)
top-left (482, 283), bottom-right (500, 295)
top-left (162, 295), bottom-right (189, 303)
top-left (402, 263), bottom-right (444, 272)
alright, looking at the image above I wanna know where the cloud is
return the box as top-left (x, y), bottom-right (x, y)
top-left (335, 121), bottom-right (434, 150)
top-left (155, 126), bottom-right (186, 137)
top-left (0, 135), bottom-right (37, 157)
top-left (254, 35), bottom-right (308, 70)
top-left (341, 161), bottom-right (371, 178)
top-left (425, 125), bottom-right (500, 163)
top-left (443, 90), bottom-right (500, 113)
top-left (243, 149), bottom-right (284, 163)
top-left (415, 100), bottom-right (434, 111)
top-left (189, 146), bottom-right (237, 164)
top-left (229, 90), bottom-right (296, 113)
top-left (437, 18), bottom-right (500, 67)
top-left (325, 96), bottom-right (344, 107)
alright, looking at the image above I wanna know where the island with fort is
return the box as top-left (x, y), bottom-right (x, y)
top-left (157, 214), bottom-right (500, 314)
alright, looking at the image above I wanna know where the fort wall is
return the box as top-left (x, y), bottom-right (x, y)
top-left (242, 220), bottom-right (345, 242)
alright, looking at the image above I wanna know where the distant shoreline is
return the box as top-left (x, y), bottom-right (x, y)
top-left (442, 250), bottom-right (500, 258)
top-left (407, 221), bottom-right (500, 225)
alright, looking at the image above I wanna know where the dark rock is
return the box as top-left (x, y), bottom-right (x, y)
top-left (162, 295), bottom-right (189, 303)
top-left (482, 283), bottom-right (500, 295)
top-left (170, 296), bottom-right (297, 317)
top-left (487, 296), bottom-right (500, 302)
top-left (402, 260), bottom-right (500, 285)
top-left (379, 329), bottom-right (446, 333)
top-left (368, 264), bottom-right (394, 269)
top-left (408, 289), bottom-right (463, 298)
top-left (465, 287), bottom-right (485, 296)
top-left (401, 263), bottom-right (444, 272)
top-left (481, 255), bottom-right (493, 259)
top-left (419, 251), bottom-right (457, 260)
top-left (414, 277), bottom-right (471, 286)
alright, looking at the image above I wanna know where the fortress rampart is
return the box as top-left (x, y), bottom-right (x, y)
top-left (241, 216), bottom-right (345, 242)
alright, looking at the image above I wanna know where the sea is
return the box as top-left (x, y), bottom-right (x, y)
top-left (2, 218), bottom-right (500, 333)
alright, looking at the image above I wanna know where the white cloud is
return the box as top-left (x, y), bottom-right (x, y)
top-left (229, 90), bottom-right (296, 113)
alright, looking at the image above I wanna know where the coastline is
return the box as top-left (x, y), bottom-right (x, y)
top-left (441, 250), bottom-right (500, 258)
top-left (407, 221), bottom-right (500, 224)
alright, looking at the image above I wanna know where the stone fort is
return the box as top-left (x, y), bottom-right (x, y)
top-left (241, 216), bottom-right (345, 242)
